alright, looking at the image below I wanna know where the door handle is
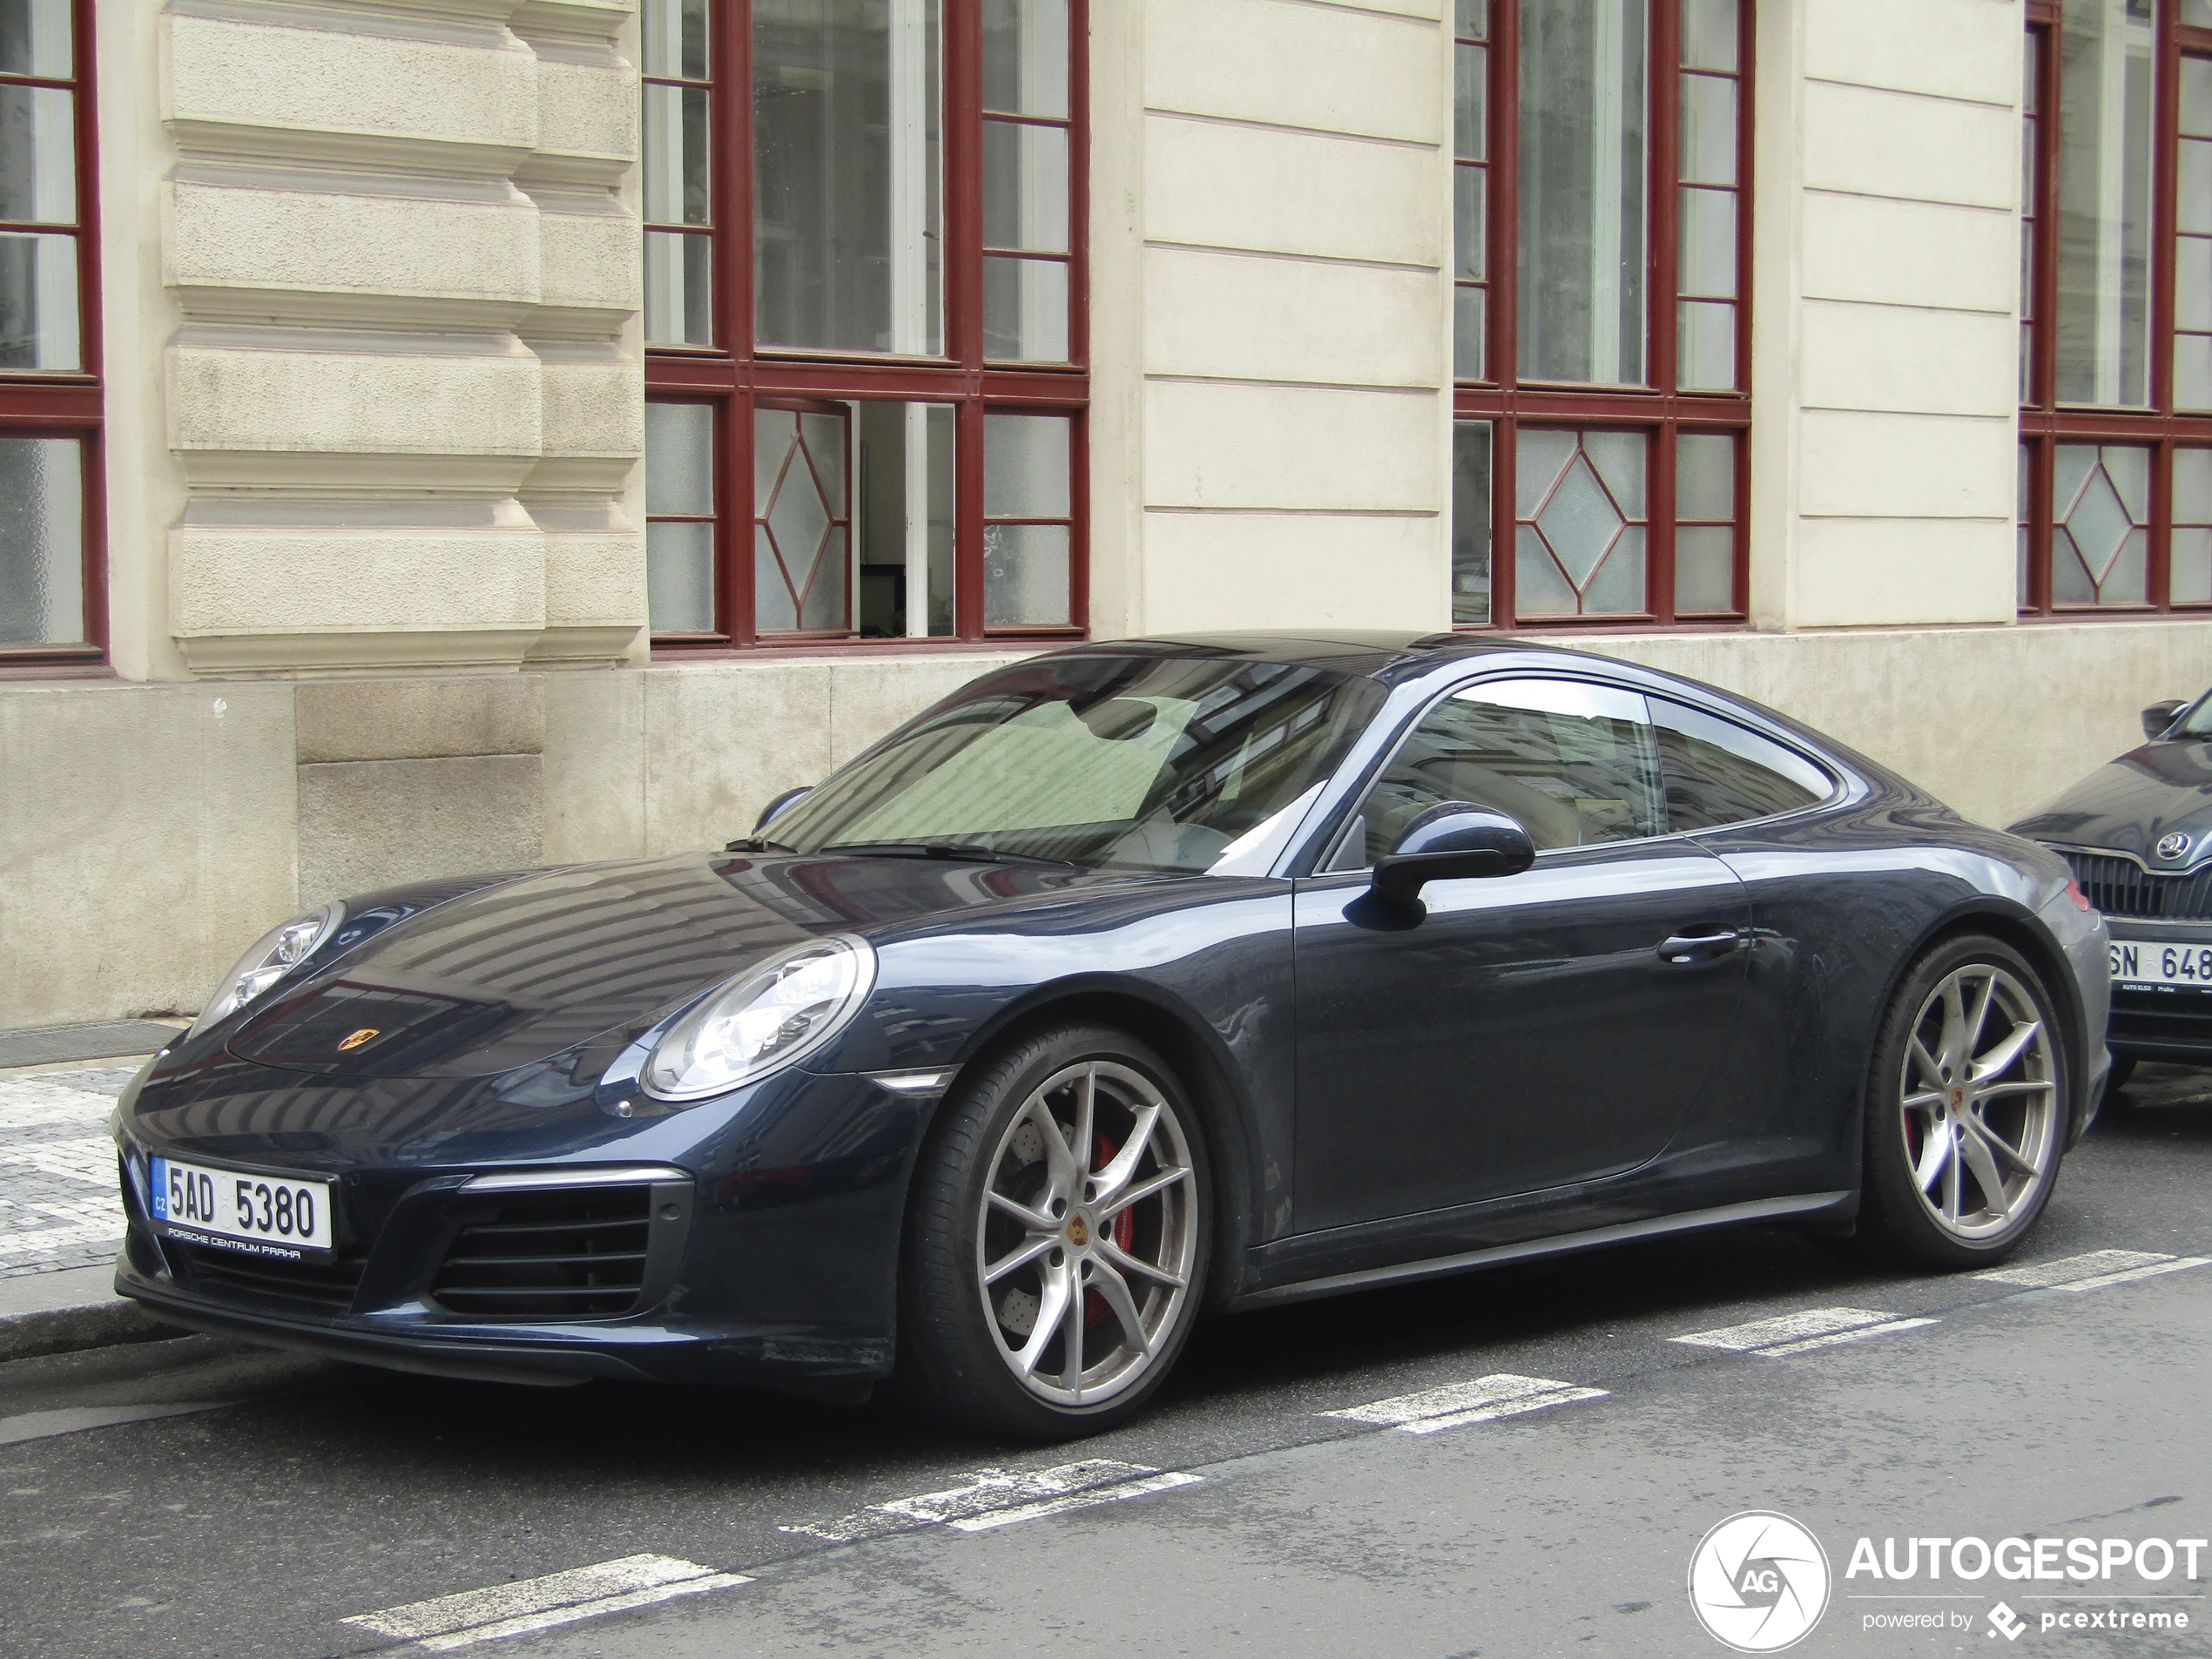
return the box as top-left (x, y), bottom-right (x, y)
top-left (1656, 928), bottom-right (1748, 965)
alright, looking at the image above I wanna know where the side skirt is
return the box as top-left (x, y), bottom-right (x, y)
top-left (1231, 1191), bottom-right (1858, 1310)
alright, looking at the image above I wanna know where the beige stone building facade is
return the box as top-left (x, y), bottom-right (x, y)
top-left (3, 0), bottom-right (2210, 1027)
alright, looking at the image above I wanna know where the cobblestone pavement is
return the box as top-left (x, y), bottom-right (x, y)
top-left (0, 1065), bottom-right (138, 1279)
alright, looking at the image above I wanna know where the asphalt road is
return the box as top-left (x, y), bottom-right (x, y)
top-left (6, 1069), bottom-right (2211, 1659)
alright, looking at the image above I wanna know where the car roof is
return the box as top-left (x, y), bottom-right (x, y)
top-left (1044, 630), bottom-right (1551, 681)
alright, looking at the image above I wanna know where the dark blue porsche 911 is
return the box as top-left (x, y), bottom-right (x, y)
top-left (112, 633), bottom-right (2110, 1439)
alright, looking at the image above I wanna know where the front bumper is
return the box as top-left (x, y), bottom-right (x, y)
top-left (111, 1055), bottom-right (937, 1387)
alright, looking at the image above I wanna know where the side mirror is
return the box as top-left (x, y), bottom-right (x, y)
top-left (2142, 699), bottom-right (2188, 742)
top-left (1370, 805), bottom-right (1535, 904)
top-left (755, 786), bottom-right (813, 832)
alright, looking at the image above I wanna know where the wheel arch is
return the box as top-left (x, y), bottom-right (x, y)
top-left (1878, 898), bottom-right (2090, 1142)
top-left (929, 977), bottom-right (1263, 1311)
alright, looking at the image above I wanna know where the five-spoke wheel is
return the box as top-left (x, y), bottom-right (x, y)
top-left (1859, 936), bottom-right (2070, 1264)
top-left (900, 1024), bottom-right (1210, 1439)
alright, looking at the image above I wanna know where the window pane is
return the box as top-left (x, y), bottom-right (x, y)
top-left (1678, 187), bottom-right (1736, 296)
top-left (640, 0), bottom-right (707, 81)
top-left (754, 0), bottom-right (942, 355)
top-left (646, 401), bottom-right (714, 516)
top-left (644, 231), bottom-right (711, 346)
top-left (2178, 333), bottom-right (2212, 408)
top-left (0, 86), bottom-right (76, 225)
top-left (0, 435), bottom-right (80, 645)
top-left (2055, 0), bottom-right (2156, 407)
top-left (2175, 450), bottom-right (2212, 605)
top-left (1454, 164), bottom-right (1487, 280)
top-left (0, 230), bottom-right (76, 369)
top-left (984, 413), bottom-right (1070, 517)
top-left (984, 253), bottom-right (1069, 362)
top-left (642, 84), bottom-right (708, 226)
top-left (1675, 525), bottom-right (1733, 612)
top-left (855, 401), bottom-right (957, 637)
top-left (1454, 42), bottom-right (1487, 160)
top-left (647, 522), bottom-right (715, 632)
top-left (0, 0), bottom-right (71, 78)
top-left (1676, 432), bottom-right (1734, 520)
top-left (1515, 427), bottom-right (1649, 617)
top-left (2186, 55), bottom-right (2212, 135)
top-left (1453, 283), bottom-right (1487, 381)
top-left (1653, 698), bottom-right (1828, 833)
top-left (1678, 300), bottom-right (1735, 390)
top-left (1453, 420), bottom-right (1493, 624)
top-left (1679, 74), bottom-right (1736, 185)
top-left (1679, 0), bottom-right (1738, 72)
top-left (983, 523), bottom-right (1069, 625)
top-left (2051, 442), bottom-right (2150, 604)
top-left (1354, 678), bottom-right (1662, 863)
top-left (2179, 235), bottom-right (2211, 330)
top-left (2189, 0), bottom-right (2212, 24)
top-left (1518, 0), bottom-right (1649, 386)
top-left (2182, 138), bottom-right (2210, 234)
top-left (756, 403), bottom-right (852, 634)
top-left (982, 0), bottom-right (1069, 118)
top-left (1455, 0), bottom-right (1488, 41)
top-left (982, 119), bottom-right (1069, 252)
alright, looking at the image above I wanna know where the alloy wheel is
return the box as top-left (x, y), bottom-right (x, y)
top-left (1898, 963), bottom-right (2060, 1241)
top-left (974, 1060), bottom-right (1199, 1408)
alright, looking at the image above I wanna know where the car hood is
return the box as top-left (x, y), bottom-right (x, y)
top-left (223, 852), bottom-right (1166, 1081)
top-left (2009, 738), bottom-right (2212, 867)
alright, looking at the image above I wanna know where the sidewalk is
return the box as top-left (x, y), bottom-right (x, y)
top-left (0, 1023), bottom-right (188, 1360)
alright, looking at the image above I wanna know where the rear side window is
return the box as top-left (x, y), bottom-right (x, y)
top-left (1652, 698), bottom-right (1831, 833)
top-left (1345, 678), bottom-right (1665, 866)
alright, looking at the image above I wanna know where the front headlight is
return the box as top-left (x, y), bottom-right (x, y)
top-left (189, 902), bottom-right (345, 1039)
top-left (643, 936), bottom-right (876, 1101)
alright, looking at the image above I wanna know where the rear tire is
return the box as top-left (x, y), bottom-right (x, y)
top-left (1853, 935), bottom-right (2068, 1269)
top-left (898, 1023), bottom-right (1211, 1441)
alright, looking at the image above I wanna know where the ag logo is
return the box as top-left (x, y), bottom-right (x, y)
top-left (2157, 831), bottom-right (2192, 861)
top-left (337, 1028), bottom-right (381, 1052)
top-left (1689, 1511), bottom-right (1831, 1652)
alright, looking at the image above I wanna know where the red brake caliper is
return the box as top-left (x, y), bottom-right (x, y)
top-left (1084, 1132), bottom-right (1139, 1327)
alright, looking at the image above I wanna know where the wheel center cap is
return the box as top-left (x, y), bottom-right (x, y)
top-left (1950, 1087), bottom-right (1966, 1111)
top-left (1066, 1215), bottom-right (1089, 1248)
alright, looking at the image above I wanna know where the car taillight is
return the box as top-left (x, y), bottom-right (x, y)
top-left (2065, 879), bottom-right (2094, 913)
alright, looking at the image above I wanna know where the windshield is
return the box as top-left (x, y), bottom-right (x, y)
top-left (768, 653), bottom-right (1386, 874)
top-left (2175, 693), bottom-right (2212, 738)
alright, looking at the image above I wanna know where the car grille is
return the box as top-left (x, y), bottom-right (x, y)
top-left (2059, 850), bottom-right (2212, 921)
top-left (428, 1187), bottom-right (654, 1320)
top-left (178, 1241), bottom-right (369, 1313)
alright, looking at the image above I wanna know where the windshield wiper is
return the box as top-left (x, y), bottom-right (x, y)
top-left (823, 840), bottom-right (1078, 869)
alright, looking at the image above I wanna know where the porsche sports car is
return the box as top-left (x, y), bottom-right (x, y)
top-left (2012, 687), bottom-right (2212, 1088)
top-left (112, 633), bottom-right (2109, 1440)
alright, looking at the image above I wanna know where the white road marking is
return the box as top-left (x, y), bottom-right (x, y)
top-left (1671, 1306), bottom-right (1939, 1355)
top-left (1976, 1249), bottom-right (2212, 1292)
top-left (1323, 1372), bottom-right (1609, 1434)
top-left (0, 1402), bottom-right (233, 1447)
top-left (341, 1554), bottom-right (749, 1652)
top-left (781, 1459), bottom-right (1201, 1543)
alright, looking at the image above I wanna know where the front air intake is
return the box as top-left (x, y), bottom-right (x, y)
top-left (428, 1186), bottom-right (664, 1319)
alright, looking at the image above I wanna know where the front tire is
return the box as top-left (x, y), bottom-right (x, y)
top-left (1855, 935), bottom-right (2068, 1268)
top-left (899, 1023), bottom-right (1211, 1440)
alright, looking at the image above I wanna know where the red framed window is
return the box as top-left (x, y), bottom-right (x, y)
top-left (2020, 0), bottom-right (2212, 614)
top-left (1451, 0), bottom-right (1752, 630)
top-left (0, 0), bottom-right (101, 665)
top-left (643, 0), bottom-right (1087, 649)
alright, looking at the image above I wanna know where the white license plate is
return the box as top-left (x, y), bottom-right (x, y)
top-left (149, 1157), bottom-right (334, 1256)
top-left (2109, 937), bottom-right (2212, 992)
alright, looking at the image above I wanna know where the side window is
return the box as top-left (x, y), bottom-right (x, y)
top-left (1651, 698), bottom-right (1831, 832)
top-left (1342, 678), bottom-right (1665, 867)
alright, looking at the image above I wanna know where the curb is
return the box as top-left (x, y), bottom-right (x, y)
top-left (0, 1296), bottom-right (185, 1366)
